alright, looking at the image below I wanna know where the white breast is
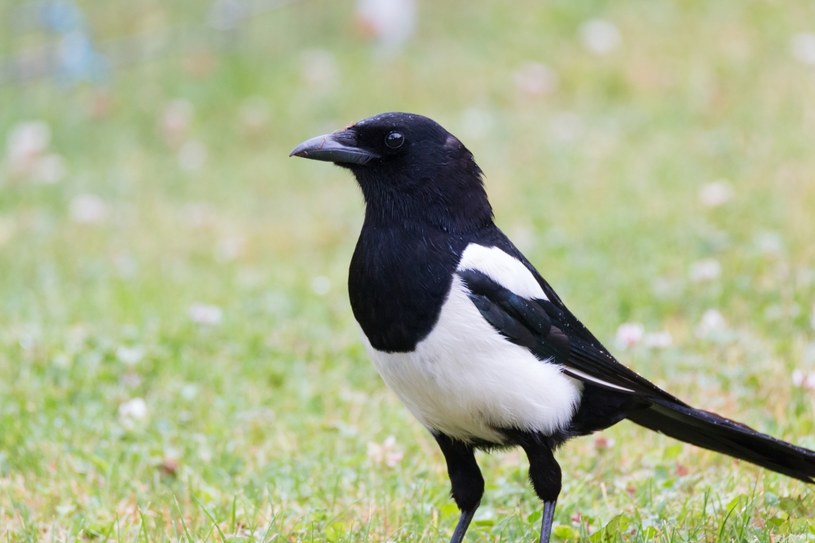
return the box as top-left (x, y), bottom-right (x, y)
top-left (365, 244), bottom-right (582, 444)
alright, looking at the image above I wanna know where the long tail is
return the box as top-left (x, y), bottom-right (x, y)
top-left (626, 399), bottom-right (815, 483)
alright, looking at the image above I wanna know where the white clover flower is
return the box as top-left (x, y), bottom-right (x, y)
top-left (644, 331), bottom-right (673, 349)
top-left (6, 121), bottom-right (50, 165)
top-left (367, 435), bottom-right (404, 467)
top-left (116, 346), bottom-right (144, 366)
top-left (579, 19), bottom-right (622, 55)
top-left (188, 303), bottom-right (223, 326)
top-left (356, 0), bottom-right (416, 53)
top-left (792, 369), bottom-right (815, 390)
top-left (5, 121), bottom-right (67, 182)
top-left (161, 99), bottom-right (194, 146)
top-left (689, 258), bottom-right (721, 282)
top-left (615, 322), bottom-right (644, 349)
top-left (311, 276), bottom-right (331, 296)
top-left (699, 181), bottom-right (732, 208)
top-left (119, 397), bottom-right (148, 428)
top-left (70, 194), bottom-right (109, 224)
top-left (696, 309), bottom-right (726, 338)
top-left (513, 62), bottom-right (559, 97)
top-left (790, 33), bottom-right (815, 66)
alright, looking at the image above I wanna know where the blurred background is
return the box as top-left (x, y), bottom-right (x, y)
top-left (1, 0), bottom-right (814, 540)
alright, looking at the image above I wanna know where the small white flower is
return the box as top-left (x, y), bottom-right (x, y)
top-left (513, 62), bottom-right (559, 97)
top-left (180, 383), bottom-right (199, 400)
top-left (689, 258), bottom-right (721, 282)
top-left (644, 331), bottom-right (673, 349)
top-left (116, 346), bottom-right (144, 366)
top-left (790, 33), bottom-right (815, 66)
top-left (119, 397), bottom-right (148, 428)
top-left (5, 121), bottom-right (65, 182)
top-left (121, 372), bottom-right (142, 388)
top-left (792, 369), bottom-right (815, 390)
top-left (367, 435), bottom-right (403, 467)
top-left (188, 303), bottom-right (223, 326)
top-left (753, 231), bottom-right (784, 255)
top-left (594, 435), bottom-right (615, 450)
top-left (615, 322), bottom-right (644, 349)
top-left (311, 276), bottom-right (331, 296)
top-left (178, 140), bottom-right (207, 173)
top-left (6, 121), bottom-right (50, 164)
top-left (70, 194), bottom-right (109, 224)
top-left (696, 309), bottom-right (726, 338)
top-left (161, 99), bottom-right (194, 146)
top-left (699, 181), bottom-right (732, 208)
top-left (804, 342), bottom-right (815, 365)
top-left (52, 353), bottom-right (71, 368)
top-left (355, 0), bottom-right (416, 53)
top-left (579, 19), bottom-right (622, 55)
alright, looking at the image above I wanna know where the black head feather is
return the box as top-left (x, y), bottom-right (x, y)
top-left (293, 112), bottom-right (492, 233)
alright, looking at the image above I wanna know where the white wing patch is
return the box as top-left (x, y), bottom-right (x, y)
top-left (457, 244), bottom-right (548, 300)
top-left (456, 244), bottom-right (636, 399)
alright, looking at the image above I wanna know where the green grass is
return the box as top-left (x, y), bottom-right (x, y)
top-left (2, 0), bottom-right (815, 540)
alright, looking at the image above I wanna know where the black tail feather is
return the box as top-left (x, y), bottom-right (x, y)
top-left (626, 399), bottom-right (815, 484)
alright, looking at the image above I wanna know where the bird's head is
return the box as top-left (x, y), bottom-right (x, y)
top-left (290, 112), bottom-right (492, 231)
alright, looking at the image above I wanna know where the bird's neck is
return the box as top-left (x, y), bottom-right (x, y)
top-left (349, 210), bottom-right (474, 352)
top-left (357, 182), bottom-right (493, 235)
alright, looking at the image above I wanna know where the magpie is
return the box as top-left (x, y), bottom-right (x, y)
top-left (290, 112), bottom-right (815, 543)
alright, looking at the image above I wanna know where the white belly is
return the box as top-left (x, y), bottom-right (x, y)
top-left (366, 275), bottom-right (582, 444)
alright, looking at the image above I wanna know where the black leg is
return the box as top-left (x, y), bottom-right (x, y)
top-left (433, 433), bottom-right (484, 543)
top-left (540, 499), bottom-right (557, 543)
top-left (449, 507), bottom-right (477, 543)
top-left (520, 442), bottom-right (562, 543)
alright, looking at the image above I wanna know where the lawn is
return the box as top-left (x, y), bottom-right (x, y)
top-left (1, 0), bottom-right (814, 541)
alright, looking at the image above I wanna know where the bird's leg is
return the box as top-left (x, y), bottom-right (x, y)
top-left (449, 507), bottom-right (477, 543)
top-left (540, 499), bottom-right (557, 543)
top-left (521, 442), bottom-right (562, 543)
top-left (433, 433), bottom-right (484, 543)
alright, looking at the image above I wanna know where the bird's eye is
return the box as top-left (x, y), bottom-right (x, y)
top-left (385, 131), bottom-right (405, 149)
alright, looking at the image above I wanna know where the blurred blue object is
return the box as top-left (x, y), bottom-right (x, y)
top-left (39, 0), bottom-right (109, 84)
top-left (56, 30), bottom-right (109, 84)
top-left (0, 0), bottom-right (298, 84)
top-left (39, 0), bottom-right (84, 33)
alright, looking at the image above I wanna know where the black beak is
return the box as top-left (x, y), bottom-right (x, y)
top-left (289, 129), bottom-right (379, 166)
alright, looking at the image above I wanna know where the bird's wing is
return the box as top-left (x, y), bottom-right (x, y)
top-left (457, 267), bottom-right (685, 403)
